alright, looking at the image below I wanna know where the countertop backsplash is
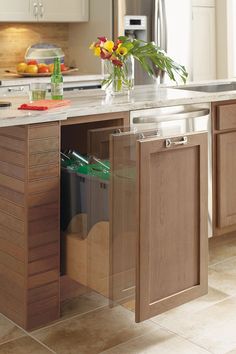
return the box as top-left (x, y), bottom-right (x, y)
top-left (0, 23), bottom-right (70, 74)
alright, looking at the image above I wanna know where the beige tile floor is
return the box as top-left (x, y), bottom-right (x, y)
top-left (1, 236), bottom-right (236, 354)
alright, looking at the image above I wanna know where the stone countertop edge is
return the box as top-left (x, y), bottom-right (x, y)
top-left (1, 84), bottom-right (236, 128)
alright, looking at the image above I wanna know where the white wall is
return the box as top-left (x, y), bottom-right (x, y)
top-left (68, 0), bottom-right (113, 74)
top-left (215, 0), bottom-right (235, 79)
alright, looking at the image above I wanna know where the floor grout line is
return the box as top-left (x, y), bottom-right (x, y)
top-left (0, 333), bottom-right (26, 348)
top-left (154, 322), bottom-right (214, 354)
top-left (0, 313), bottom-right (57, 354)
top-left (30, 303), bottom-right (109, 333)
top-left (209, 254), bottom-right (236, 268)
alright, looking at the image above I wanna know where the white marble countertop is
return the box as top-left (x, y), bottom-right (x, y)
top-left (1, 82), bottom-right (236, 128)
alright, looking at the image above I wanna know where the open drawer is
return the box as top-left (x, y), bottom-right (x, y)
top-left (61, 126), bottom-right (208, 323)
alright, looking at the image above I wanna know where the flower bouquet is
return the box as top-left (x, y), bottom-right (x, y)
top-left (90, 36), bottom-right (188, 95)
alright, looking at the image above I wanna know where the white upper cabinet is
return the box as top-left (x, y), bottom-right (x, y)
top-left (0, 0), bottom-right (89, 22)
top-left (0, 0), bottom-right (35, 21)
top-left (38, 0), bottom-right (89, 22)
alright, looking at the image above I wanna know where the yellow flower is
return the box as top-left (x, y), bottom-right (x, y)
top-left (103, 40), bottom-right (114, 53)
top-left (93, 47), bottom-right (101, 56)
top-left (116, 46), bottom-right (128, 56)
top-left (89, 42), bottom-right (95, 50)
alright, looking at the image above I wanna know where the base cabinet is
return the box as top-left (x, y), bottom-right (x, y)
top-left (213, 101), bottom-right (236, 236)
top-left (0, 114), bottom-right (208, 329)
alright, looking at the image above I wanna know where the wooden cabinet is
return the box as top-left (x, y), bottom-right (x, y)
top-left (213, 101), bottom-right (236, 236)
top-left (111, 130), bottom-right (208, 321)
top-left (0, 0), bottom-right (89, 22)
top-left (192, 6), bottom-right (216, 81)
top-left (0, 113), bottom-right (208, 329)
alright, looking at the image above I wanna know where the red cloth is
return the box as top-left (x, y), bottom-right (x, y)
top-left (18, 99), bottom-right (71, 111)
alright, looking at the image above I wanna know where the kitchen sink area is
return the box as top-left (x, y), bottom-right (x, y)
top-left (175, 81), bottom-right (236, 93)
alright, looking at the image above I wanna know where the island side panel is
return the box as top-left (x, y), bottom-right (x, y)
top-left (0, 126), bottom-right (27, 328)
top-left (26, 122), bottom-right (61, 330)
top-left (0, 122), bottom-right (61, 330)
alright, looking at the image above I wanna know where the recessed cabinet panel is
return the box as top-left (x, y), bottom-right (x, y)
top-left (0, 0), bottom-right (34, 21)
top-left (136, 133), bottom-right (208, 321)
top-left (217, 132), bottom-right (236, 228)
top-left (0, 0), bottom-right (88, 22)
top-left (38, 0), bottom-right (89, 22)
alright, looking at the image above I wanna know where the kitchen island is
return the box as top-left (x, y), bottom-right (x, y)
top-left (1, 83), bottom-right (236, 330)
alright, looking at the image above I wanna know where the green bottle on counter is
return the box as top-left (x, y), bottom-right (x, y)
top-left (51, 57), bottom-right (63, 100)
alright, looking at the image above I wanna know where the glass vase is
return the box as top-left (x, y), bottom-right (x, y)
top-left (102, 56), bottom-right (134, 95)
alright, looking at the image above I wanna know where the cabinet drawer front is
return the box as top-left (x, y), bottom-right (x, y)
top-left (136, 132), bottom-right (208, 322)
top-left (217, 104), bottom-right (236, 130)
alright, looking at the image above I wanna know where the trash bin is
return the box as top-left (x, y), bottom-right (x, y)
top-left (60, 153), bottom-right (110, 236)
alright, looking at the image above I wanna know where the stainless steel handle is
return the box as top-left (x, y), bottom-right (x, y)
top-left (165, 136), bottom-right (188, 148)
top-left (160, 0), bottom-right (168, 53)
top-left (33, 2), bottom-right (38, 18)
top-left (132, 108), bottom-right (210, 124)
top-left (8, 87), bottom-right (24, 92)
top-left (139, 130), bottom-right (160, 140)
top-left (38, 2), bottom-right (44, 18)
top-left (153, 0), bottom-right (159, 45)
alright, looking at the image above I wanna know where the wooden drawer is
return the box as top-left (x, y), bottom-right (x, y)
top-left (217, 104), bottom-right (236, 130)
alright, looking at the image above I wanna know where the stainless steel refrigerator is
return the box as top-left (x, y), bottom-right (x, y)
top-left (112, 0), bottom-right (192, 84)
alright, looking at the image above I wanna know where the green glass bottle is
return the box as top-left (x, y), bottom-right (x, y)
top-left (51, 57), bottom-right (63, 100)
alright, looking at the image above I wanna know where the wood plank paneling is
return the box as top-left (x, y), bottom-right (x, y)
top-left (0, 224), bottom-right (24, 248)
top-left (29, 242), bottom-right (59, 263)
top-left (29, 123), bottom-right (59, 139)
top-left (0, 135), bottom-right (25, 152)
top-left (29, 256), bottom-right (59, 276)
top-left (0, 122), bottom-right (60, 330)
top-left (28, 230), bottom-right (59, 249)
top-left (0, 198), bottom-right (24, 220)
top-left (29, 163), bottom-right (59, 181)
top-left (0, 234), bottom-right (25, 261)
top-left (28, 178), bottom-right (59, 195)
top-left (0, 148), bottom-right (25, 166)
top-left (0, 160), bottom-right (25, 179)
top-left (0, 126), bottom-right (26, 140)
top-left (29, 138), bottom-right (59, 154)
top-left (28, 270), bottom-right (59, 289)
top-left (0, 173), bottom-right (25, 193)
top-left (28, 282), bottom-right (59, 304)
top-left (29, 151), bottom-right (59, 167)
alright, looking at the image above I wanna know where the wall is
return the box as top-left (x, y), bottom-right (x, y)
top-left (68, 0), bottom-right (113, 74)
top-left (0, 23), bottom-right (69, 73)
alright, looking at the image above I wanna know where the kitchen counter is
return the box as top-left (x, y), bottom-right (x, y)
top-left (1, 80), bottom-right (236, 331)
top-left (0, 72), bottom-right (103, 87)
top-left (1, 82), bottom-right (236, 127)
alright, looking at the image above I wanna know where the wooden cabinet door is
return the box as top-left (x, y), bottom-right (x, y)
top-left (39, 0), bottom-right (89, 22)
top-left (216, 132), bottom-right (236, 228)
top-left (136, 132), bottom-right (208, 322)
top-left (0, 0), bottom-right (35, 21)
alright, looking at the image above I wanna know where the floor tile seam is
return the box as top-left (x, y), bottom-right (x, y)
top-left (0, 333), bottom-right (26, 348)
top-left (209, 255), bottom-right (236, 268)
top-left (25, 331), bottom-right (57, 354)
top-left (152, 321), bottom-right (214, 354)
top-left (30, 303), bottom-right (109, 333)
top-left (0, 313), bottom-right (57, 353)
top-left (97, 328), bottom-right (162, 354)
